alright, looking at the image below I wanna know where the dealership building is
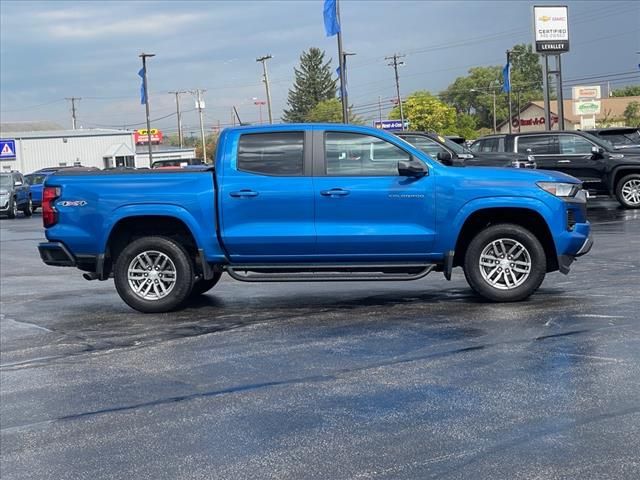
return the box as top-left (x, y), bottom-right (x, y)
top-left (0, 126), bottom-right (197, 173)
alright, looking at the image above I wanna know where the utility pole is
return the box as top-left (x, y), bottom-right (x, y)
top-left (139, 52), bottom-right (155, 166)
top-left (65, 97), bottom-right (81, 130)
top-left (386, 53), bottom-right (406, 130)
top-left (256, 55), bottom-right (274, 124)
top-left (168, 91), bottom-right (187, 147)
top-left (191, 89), bottom-right (207, 163)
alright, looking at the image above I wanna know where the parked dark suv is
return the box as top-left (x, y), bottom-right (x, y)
top-left (0, 171), bottom-right (33, 218)
top-left (470, 130), bottom-right (640, 208)
top-left (397, 131), bottom-right (536, 169)
top-left (586, 127), bottom-right (640, 150)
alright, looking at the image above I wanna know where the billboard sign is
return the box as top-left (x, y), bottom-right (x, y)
top-left (0, 139), bottom-right (17, 160)
top-left (533, 5), bottom-right (569, 53)
top-left (572, 86), bottom-right (601, 100)
top-left (373, 120), bottom-right (410, 131)
top-left (134, 128), bottom-right (163, 145)
top-left (573, 100), bottom-right (601, 116)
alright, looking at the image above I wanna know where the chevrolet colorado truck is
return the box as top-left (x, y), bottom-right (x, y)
top-left (38, 124), bottom-right (592, 313)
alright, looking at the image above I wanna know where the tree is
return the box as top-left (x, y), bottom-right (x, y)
top-left (389, 91), bottom-right (458, 133)
top-left (611, 85), bottom-right (640, 97)
top-left (623, 101), bottom-right (640, 127)
top-left (282, 48), bottom-right (337, 123)
top-left (440, 43), bottom-right (543, 130)
top-left (304, 98), bottom-right (363, 124)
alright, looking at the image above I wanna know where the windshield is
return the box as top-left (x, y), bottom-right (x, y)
top-left (601, 130), bottom-right (640, 146)
top-left (0, 175), bottom-right (12, 188)
top-left (435, 135), bottom-right (468, 154)
top-left (580, 131), bottom-right (615, 150)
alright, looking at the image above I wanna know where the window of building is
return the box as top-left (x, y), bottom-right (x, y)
top-left (325, 132), bottom-right (411, 176)
top-left (237, 132), bottom-right (304, 176)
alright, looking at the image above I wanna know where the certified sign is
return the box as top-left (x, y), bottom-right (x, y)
top-left (0, 139), bottom-right (17, 160)
top-left (533, 5), bottom-right (569, 53)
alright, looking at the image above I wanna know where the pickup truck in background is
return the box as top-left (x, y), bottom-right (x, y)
top-left (38, 124), bottom-right (592, 313)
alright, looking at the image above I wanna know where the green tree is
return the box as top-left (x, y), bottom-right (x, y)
top-left (611, 85), bottom-right (640, 97)
top-left (282, 48), bottom-right (337, 123)
top-left (389, 91), bottom-right (458, 133)
top-left (623, 101), bottom-right (640, 127)
top-left (440, 43), bottom-right (543, 130)
top-left (304, 98), bottom-right (363, 124)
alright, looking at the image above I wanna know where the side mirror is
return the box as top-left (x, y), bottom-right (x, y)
top-left (14, 180), bottom-right (23, 186)
top-left (591, 146), bottom-right (605, 158)
top-left (436, 151), bottom-right (453, 165)
top-left (398, 159), bottom-right (427, 177)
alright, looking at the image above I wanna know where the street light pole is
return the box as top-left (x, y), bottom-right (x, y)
top-left (256, 55), bottom-right (273, 124)
top-left (139, 52), bottom-right (155, 167)
top-left (192, 89), bottom-right (207, 163)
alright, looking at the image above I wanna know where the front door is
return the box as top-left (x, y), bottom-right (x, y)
top-left (555, 134), bottom-right (607, 190)
top-left (219, 131), bottom-right (316, 261)
top-left (313, 130), bottom-right (436, 261)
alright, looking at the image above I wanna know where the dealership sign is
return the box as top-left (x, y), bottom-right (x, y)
top-left (134, 128), bottom-right (163, 145)
top-left (373, 120), bottom-right (409, 131)
top-left (533, 6), bottom-right (569, 53)
top-left (0, 139), bottom-right (16, 160)
top-left (512, 115), bottom-right (558, 128)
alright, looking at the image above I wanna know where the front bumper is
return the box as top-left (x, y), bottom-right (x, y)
top-left (557, 224), bottom-right (593, 274)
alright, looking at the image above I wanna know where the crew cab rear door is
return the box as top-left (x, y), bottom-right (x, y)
top-left (219, 130), bottom-right (315, 260)
top-left (312, 129), bottom-right (436, 259)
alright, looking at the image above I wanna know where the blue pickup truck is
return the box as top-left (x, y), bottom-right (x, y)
top-left (38, 124), bottom-right (592, 313)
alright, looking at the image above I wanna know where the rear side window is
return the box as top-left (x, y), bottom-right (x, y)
top-left (475, 137), bottom-right (502, 153)
top-left (516, 135), bottom-right (558, 154)
top-left (237, 132), bottom-right (304, 176)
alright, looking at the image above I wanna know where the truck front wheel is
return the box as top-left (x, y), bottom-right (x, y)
top-left (114, 236), bottom-right (194, 313)
top-left (463, 224), bottom-right (546, 302)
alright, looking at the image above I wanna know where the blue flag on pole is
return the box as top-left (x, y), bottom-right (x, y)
top-left (323, 0), bottom-right (340, 37)
top-left (502, 62), bottom-right (511, 93)
top-left (138, 67), bottom-right (146, 104)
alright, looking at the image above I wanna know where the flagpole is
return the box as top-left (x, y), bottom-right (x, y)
top-left (139, 52), bottom-right (155, 167)
top-left (506, 50), bottom-right (512, 134)
top-left (336, 0), bottom-right (348, 123)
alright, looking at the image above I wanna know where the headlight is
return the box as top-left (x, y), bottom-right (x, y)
top-left (537, 182), bottom-right (581, 198)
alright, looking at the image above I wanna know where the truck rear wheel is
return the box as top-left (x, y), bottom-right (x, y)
top-left (114, 236), bottom-right (194, 313)
top-left (463, 224), bottom-right (546, 302)
top-left (615, 174), bottom-right (640, 209)
top-left (190, 272), bottom-right (223, 297)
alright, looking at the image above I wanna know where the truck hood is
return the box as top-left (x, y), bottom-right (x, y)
top-left (458, 166), bottom-right (581, 185)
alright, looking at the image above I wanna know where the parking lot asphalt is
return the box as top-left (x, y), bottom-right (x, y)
top-left (1, 200), bottom-right (639, 480)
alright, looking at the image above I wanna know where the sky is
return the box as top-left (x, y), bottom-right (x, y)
top-left (1, 0), bottom-right (638, 135)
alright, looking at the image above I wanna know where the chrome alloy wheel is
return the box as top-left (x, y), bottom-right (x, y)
top-left (621, 178), bottom-right (640, 206)
top-left (479, 238), bottom-right (531, 290)
top-left (127, 250), bottom-right (177, 300)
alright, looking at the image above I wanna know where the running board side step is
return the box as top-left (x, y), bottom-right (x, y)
top-left (225, 263), bottom-right (436, 282)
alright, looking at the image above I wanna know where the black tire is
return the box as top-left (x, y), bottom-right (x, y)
top-left (114, 236), bottom-right (194, 313)
top-left (614, 173), bottom-right (640, 209)
top-left (22, 197), bottom-right (33, 217)
top-left (7, 198), bottom-right (18, 219)
top-left (32, 206), bottom-right (39, 213)
top-left (190, 272), bottom-right (223, 297)
top-left (463, 223), bottom-right (546, 302)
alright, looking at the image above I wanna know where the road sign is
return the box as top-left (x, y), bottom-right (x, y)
top-left (0, 139), bottom-right (16, 160)
top-left (373, 120), bottom-right (409, 131)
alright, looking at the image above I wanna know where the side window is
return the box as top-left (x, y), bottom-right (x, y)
top-left (479, 138), bottom-right (498, 152)
top-left (558, 135), bottom-right (594, 154)
top-left (402, 135), bottom-right (447, 159)
top-left (237, 132), bottom-right (304, 176)
top-left (325, 132), bottom-right (411, 176)
top-left (516, 135), bottom-right (557, 154)
top-left (469, 141), bottom-right (482, 153)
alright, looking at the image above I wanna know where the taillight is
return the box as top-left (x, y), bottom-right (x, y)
top-left (43, 186), bottom-right (61, 228)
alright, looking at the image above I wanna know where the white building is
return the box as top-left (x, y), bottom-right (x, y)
top-left (0, 128), bottom-right (137, 173)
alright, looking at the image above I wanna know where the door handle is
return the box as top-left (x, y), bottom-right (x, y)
top-left (320, 188), bottom-right (350, 197)
top-left (558, 160), bottom-right (571, 164)
top-left (229, 190), bottom-right (259, 198)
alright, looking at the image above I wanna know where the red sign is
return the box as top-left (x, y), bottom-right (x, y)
top-left (512, 115), bottom-right (558, 128)
top-left (134, 128), bottom-right (163, 145)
